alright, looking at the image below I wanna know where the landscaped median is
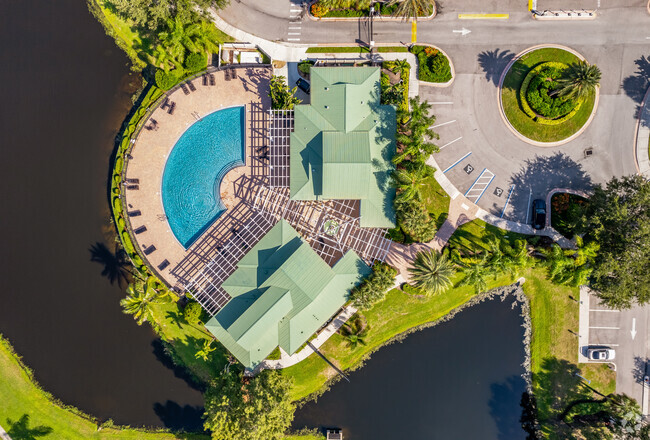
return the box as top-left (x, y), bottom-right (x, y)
top-left (308, 0), bottom-right (435, 20)
top-left (500, 46), bottom-right (598, 144)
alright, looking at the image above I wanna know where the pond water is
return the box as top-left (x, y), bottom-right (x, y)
top-left (0, 0), bottom-right (204, 429)
top-left (293, 298), bottom-right (528, 440)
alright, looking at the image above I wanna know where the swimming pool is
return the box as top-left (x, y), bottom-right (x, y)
top-left (162, 106), bottom-right (245, 248)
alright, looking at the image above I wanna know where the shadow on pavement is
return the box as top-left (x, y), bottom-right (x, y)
top-left (632, 356), bottom-right (648, 385)
top-left (505, 153), bottom-right (592, 222)
top-left (622, 55), bottom-right (650, 128)
top-left (478, 49), bottom-right (515, 86)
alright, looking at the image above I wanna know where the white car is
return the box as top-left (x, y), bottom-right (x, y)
top-left (587, 347), bottom-right (615, 361)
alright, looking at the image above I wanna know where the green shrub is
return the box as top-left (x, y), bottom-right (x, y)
top-left (525, 67), bottom-right (577, 119)
top-left (184, 52), bottom-right (207, 73)
top-left (113, 197), bottom-right (122, 213)
top-left (114, 157), bottom-right (123, 174)
top-left (350, 262), bottom-right (398, 310)
top-left (298, 60), bottom-right (314, 74)
top-left (183, 301), bottom-right (203, 324)
top-left (155, 69), bottom-right (179, 91)
top-left (412, 46), bottom-right (452, 83)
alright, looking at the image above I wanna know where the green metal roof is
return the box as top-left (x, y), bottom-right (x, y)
top-left (205, 220), bottom-right (371, 368)
top-left (289, 67), bottom-right (397, 228)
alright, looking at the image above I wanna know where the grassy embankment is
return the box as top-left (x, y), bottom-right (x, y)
top-left (501, 47), bottom-right (596, 142)
top-left (0, 334), bottom-right (209, 440)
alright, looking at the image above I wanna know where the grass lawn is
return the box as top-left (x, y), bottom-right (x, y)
top-left (150, 301), bottom-right (230, 383)
top-left (522, 270), bottom-right (615, 439)
top-left (306, 46), bottom-right (371, 54)
top-left (501, 47), bottom-right (596, 143)
top-left (0, 334), bottom-right (209, 440)
top-left (421, 175), bottom-right (450, 228)
top-left (448, 218), bottom-right (528, 252)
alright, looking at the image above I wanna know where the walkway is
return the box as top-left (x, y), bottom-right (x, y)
top-left (0, 425), bottom-right (11, 440)
top-left (636, 87), bottom-right (650, 178)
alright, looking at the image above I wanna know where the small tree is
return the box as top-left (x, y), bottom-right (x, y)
top-left (183, 300), bottom-right (203, 324)
top-left (269, 75), bottom-right (301, 110)
top-left (409, 249), bottom-right (455, 295)
top-left (339, 314), bottom-right (369, 349)
top-left (195, 339), bottom-right (216, 361)
top-left (350, 262), bottom-right (398, 310)
top-left (120, 277), bottom-right (170, 325)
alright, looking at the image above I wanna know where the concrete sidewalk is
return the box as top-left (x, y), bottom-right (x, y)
top-left (0, 424), bottom-right (12, 440)
top-left (636, 87), bottom-right (650, 178)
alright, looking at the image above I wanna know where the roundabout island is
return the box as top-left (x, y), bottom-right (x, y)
top-left (499, 45), bottom-right (599, 146)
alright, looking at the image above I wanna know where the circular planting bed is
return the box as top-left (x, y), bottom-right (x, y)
top-left (500, 46), bottom-right (597, 144)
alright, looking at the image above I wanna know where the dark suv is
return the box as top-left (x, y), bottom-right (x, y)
top-left (532, 199), bottom-right (546, 230)
top-left (296, 78), bottom-right (310, 94)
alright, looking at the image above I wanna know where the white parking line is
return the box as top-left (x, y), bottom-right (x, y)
top-left (433, 120), bottom-right (456, 128)
top-left (431, 101), bottom-right (454, 105)
top-left (287, 38), bottom-right (301, 41)
top-left (288, 32), bottom-right (301, 35)
top-left (289, 26), bottom-right (302, 29)
top-left (590, 343), bottom-right (619, 346)
top-left (589, 326), bottom-right (620, 330)
top-left (440, 136), bottom-right (462, 150)
top-left (589, 309), bottom-right (620, 312)
top-left (464, 168), bottom-right (495, 203)
top-left (442, 151), bottom-right (471, 173)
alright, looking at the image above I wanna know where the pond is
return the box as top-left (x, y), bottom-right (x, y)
top-left (293, 298), bottom-right (528, 440)
top-left (0, 0), bottom-right (204, 429)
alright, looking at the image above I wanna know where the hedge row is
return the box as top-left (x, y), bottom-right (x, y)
top-left (110, 85), bottom-right (165, 275)
top-left (518, 61), bottom-right (582, 125)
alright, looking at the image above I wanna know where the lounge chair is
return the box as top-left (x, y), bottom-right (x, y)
top-left (126, 185), bottom-right (139, 190)
top-left (168, 102), bottom-right (176, 115)
top-left (180, 83), bottom-right (190, 95)
top-left (202, 74), bottom-right (208, 86)
top-left (127, 210), bottom-right (141, 217)
top-left (231, 69), bottom-right (238, 80)
top-left (224, 69), bottom-right (231, 81)
top-left (187, 81), bottom-right (196, 92)
top-left (126, 178), bottom-right (140, 184)
top-left (161, 97), bottom-right (169, 109)
top-left (209, 74), bottom-right (215, 85)
top-left (157, 260), bottom-right (170, 271)
top-left (134, 225), bottom-right (147, 234)
top-left (143, 245), bottom-right (156, 255)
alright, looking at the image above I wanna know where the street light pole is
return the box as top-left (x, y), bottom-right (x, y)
top-left (369, 3), bottom-right (375, 50)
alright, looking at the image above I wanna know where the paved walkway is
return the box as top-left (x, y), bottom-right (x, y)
top-left (636, 87), bottom-right (650, 178)
top-left (0, 424), bottom-right (12, 440)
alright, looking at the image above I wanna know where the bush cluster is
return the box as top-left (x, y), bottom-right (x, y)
top-left (311, 3), bottom-right (330, 17)
top-left (184, 52), bottom-right (208, 73)
top-left (411, 46), bottom-right (452, 83)
top-left (380, 60), bottom-right (410, 115)
top-left (350, 262), bottom-right (398, 310)
top-left (525, 67), bottom-right (577, 119)
top-left (155, 69), bottom-right (179, 91)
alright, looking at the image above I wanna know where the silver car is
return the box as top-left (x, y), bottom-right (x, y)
top-left (587, 347), bottom-right (615, 361)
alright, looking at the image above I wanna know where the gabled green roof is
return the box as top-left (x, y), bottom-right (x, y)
top-left (289, 67), bottom-right (397, 228)
top-left (205, 220), bottom-right (371, 368)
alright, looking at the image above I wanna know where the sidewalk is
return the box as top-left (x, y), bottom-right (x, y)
top-left (0, 424), bottom-right (12, 440)
top-left (636, 87), bottom-right (650, 178)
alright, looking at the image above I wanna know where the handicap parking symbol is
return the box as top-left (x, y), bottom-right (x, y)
top-left (494, 187), bottom-right (503, 197)
top-left (463, 164), bottom-right (474, 174)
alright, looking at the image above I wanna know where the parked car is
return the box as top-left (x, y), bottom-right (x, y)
top-left (531, 199), bottom-right (546, 230)
top-left (296, 77), bottom-right (310, 94)
top-left (587, 347), bottom-right (615, 361)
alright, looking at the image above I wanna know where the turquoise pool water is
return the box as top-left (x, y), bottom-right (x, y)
top-left (162, 106), bottom-right (245, 248)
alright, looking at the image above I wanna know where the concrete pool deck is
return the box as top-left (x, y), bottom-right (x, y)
top-left (123, 66), bottom-right (271, 287)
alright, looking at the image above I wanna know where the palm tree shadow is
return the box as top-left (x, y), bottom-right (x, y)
top-left (622, 55), bottom-right (650, 128)
top-left (632, 356), bottom-right (648, 385)
top-left (89, 242), bottom-right (132, 287)
top-left (6, 414), bottom-right (53, 440)
top-left (478, 49), bottom-right (515, 87)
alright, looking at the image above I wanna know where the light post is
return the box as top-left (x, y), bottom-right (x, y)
top-left (369, 3), bottom-right (375, 50)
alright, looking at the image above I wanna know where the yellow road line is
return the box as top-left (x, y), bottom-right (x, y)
top-left (411, 21), bottom-right (417, 43)
top-left (458, 13), bottom-right (510, 19)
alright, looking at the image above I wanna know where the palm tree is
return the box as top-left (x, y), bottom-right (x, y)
top-left (151, 44), bottom-right (181, 72)
top-left (409, 249), bottom-right (455, 295)
top-left (393, 164), bottom-right (430, 201)
top-left (195, 339), bottom-right (217, 361)
top-left (389, 0), bottom-right (435, 42)
top-left (339, 314), bottom-right (369, 349)
top-left (120, 277), bottom-right (170, 325)
top-left (459, 260), bottom-right (489, 293)
top-left (554, 61), bottom-right (602, 100)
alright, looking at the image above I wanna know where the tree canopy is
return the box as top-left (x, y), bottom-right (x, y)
top-left (203, 370), bottom-right (295, 440)
top-left (580, 175), bottom-right (650, 308)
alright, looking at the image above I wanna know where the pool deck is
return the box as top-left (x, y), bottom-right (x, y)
top-left (123, 67), bottom-right (271, 287)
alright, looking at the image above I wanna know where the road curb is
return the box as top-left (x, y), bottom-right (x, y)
top-left (532, 10), bottom-right (597, 20)
top-left (633, 85), bottom-right (650, 177)
top-left (412, 44), bottom-right (456, 88)
top-left (544, 188), bottom-right (591, 229)
top-left (496, 44), bottom-right (599, 148)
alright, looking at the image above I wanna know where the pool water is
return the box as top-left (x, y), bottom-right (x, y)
top-left (162, 106), bottom-right (245, 248)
